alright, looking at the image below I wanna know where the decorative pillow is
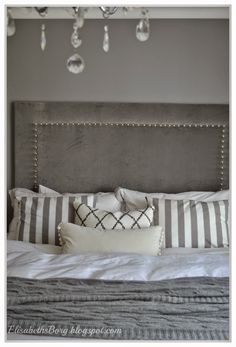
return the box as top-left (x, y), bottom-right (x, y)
top-left (58, 223), bottom-right (164, 256)
top-left (122, 196), bottom-right (229, 248)
top-left (73, 201), bottom-right (154, 230)
top-left (12, 193), bottom-right (94, 245)
top-left (115, 187), bottom-right (230, 210)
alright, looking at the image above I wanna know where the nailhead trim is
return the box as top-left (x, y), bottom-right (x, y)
top-left (33, 124), bottom-right (39, 190)
top-left (219, 126), bottom-right (227, 190)
top-left (35, 122), bottom-right (226, 128)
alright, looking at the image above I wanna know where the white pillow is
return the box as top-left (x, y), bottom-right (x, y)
top-left (39, 185), bottom-right (122, 212)
top-left (73, 201), bottom-right (154, 230)
top-left (115, 187), bottom-right (230, 210)
top-left (38, 185), bottom-right (61, 195)
top-left (58, 223), bottom-right (164, 256)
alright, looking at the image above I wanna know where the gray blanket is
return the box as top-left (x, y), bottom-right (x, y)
top-left (7, 276), bottom-right (229, 340)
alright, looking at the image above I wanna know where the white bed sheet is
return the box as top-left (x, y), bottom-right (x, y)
top-left (7, 240), bottom-right (229, 281)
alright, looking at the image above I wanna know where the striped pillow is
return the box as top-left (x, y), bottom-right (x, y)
top-left (16, 195), bottom-right (94, 245)
top-left (152, 199), bottom-right (229, 248)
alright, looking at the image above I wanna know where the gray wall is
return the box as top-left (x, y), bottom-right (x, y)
top-left (8, 19), bottom-right (229, 103)
top-left (7, 18), bottom-right (229, 194)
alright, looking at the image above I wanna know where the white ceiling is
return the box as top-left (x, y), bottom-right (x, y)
top-left (9, 7), bottom-right (229, 19)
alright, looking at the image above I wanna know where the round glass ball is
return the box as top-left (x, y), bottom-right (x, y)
top-left (66, 53), bottom-right (85, 74)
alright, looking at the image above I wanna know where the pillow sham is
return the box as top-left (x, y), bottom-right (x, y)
top-left (115, 187), bottom-right (230, 210)
top-left (8, 188), bottom-right (64, 240)
top-left (8, 187), bottom-right (123, 242)
top-left (122, 196), bottom-right (229, 248)
top-left (13, 194), bottom-right (95, 245)
top-left (58, 223), bottom-right (164, 256)
top-left (73, 201), bottom-right (154, 230)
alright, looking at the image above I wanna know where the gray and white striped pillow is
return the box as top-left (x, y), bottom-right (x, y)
top-left (16, 195), bottom-right (94, 245)
top-left (152, 199), bottom-right (229, 248)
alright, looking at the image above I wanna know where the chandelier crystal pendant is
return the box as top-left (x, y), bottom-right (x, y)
top-left (66, 18), bottom-right (85, 74)
top-left (71, 22), bottom-right (82, 48)
top-left (67, 53), bottom-right (85, 74)
top-left (40, 24), bottom-right (46, 51)
top-left (73, 7), bottom-right (85, 28)
top-left (136, 8), bottom-right (150, 42)
top-left (103, 25), bottom-right (110, 52)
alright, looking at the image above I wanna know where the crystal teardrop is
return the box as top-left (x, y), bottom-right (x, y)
top-left (41, 24), bottom-right (46, 51)
top-left (71, 22), bottom-right (82, 48)
top-left (71, 32), bottom-right (82, 48)
top-left (66, 53), bottom-right (85, 74)
top-left (136, 18), bottom-right (150, 42)
top-left (103, 25), bottom-right (109, 52)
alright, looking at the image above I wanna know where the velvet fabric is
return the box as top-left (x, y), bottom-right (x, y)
top-left (14, 102), bottom-right (229, 193)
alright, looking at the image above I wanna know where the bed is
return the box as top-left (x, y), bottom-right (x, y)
top-left (7, 102), bottom-right (229, 340)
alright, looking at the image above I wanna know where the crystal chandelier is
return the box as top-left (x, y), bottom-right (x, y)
top-left (7, 7), bottom-right (151, 74)
top-left (99, 7), bottom-right (118, 18)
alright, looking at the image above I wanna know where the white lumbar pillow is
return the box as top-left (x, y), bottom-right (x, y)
top-left (58, 223), bottom-right (164, 256)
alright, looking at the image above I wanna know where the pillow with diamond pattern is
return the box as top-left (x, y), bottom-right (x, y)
top-left (73, 200), bottom-right (154, 230)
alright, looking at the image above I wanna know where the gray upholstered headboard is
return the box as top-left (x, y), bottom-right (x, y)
top-left (14, 102), bottom-right (229, 193)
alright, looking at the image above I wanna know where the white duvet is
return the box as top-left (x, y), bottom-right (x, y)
top-left (7, 240), bottom-right (229, 281)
